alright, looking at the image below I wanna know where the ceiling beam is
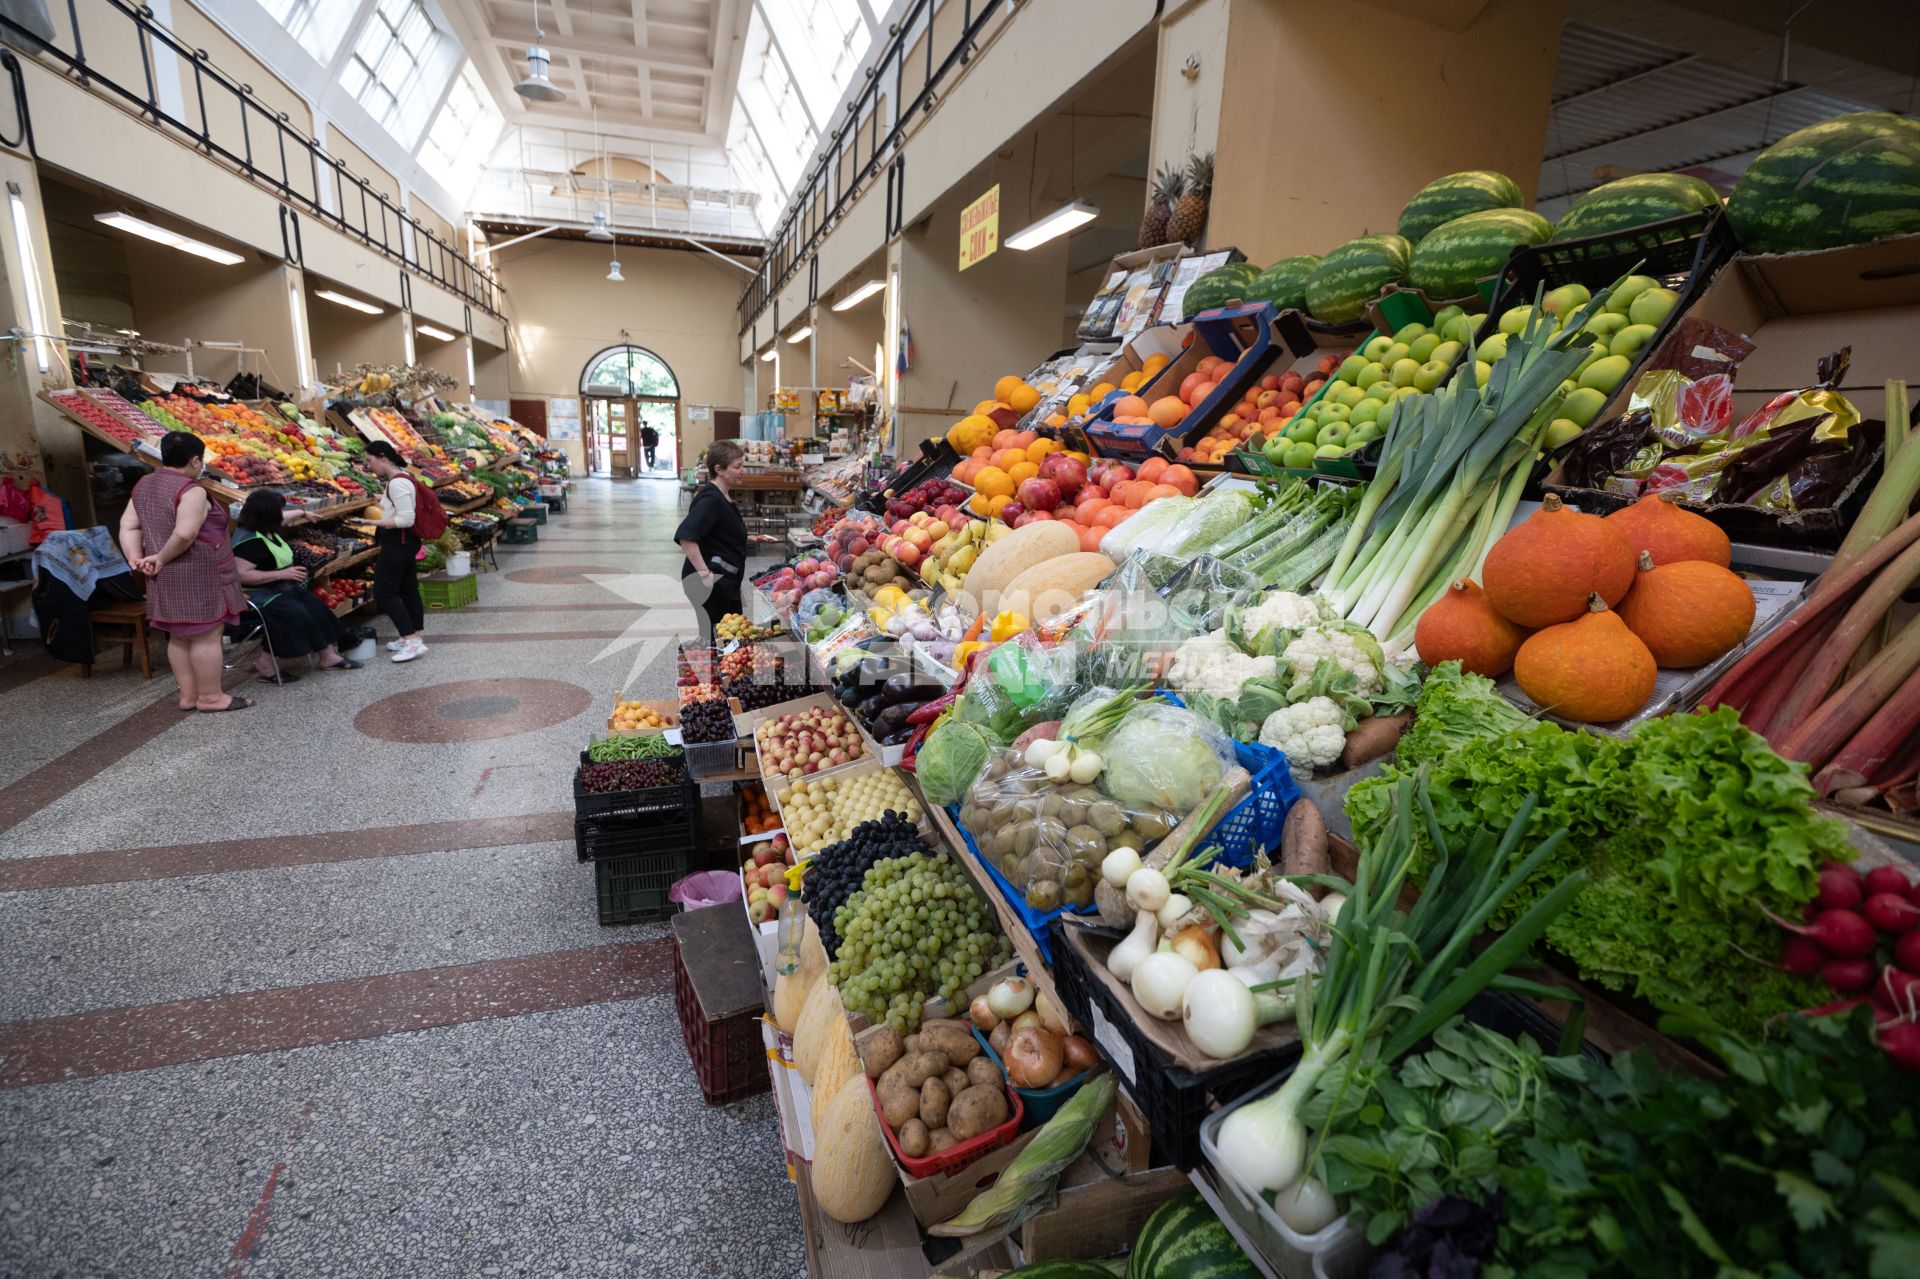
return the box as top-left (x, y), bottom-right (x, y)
top-left (480, 30), bottom-right (714, 71)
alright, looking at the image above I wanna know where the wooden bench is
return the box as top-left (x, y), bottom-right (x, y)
top-left (88, 599), bottom-right (153, 679)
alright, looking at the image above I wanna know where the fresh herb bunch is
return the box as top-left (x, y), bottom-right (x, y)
top-left (586, 735), bottom-right (681, 763)
top-left (577, 758), bottom-right (684, 793)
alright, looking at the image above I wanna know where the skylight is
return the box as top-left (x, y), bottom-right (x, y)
top-left (419, 62), bottom-right (505, 203)
top-left (338, 0), bottom-right (451, 146)
top-left (729, 0), bottom-right (871, 233)
top-left (257, 0), bottom-right (357, 63)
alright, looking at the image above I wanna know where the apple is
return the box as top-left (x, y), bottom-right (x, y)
top-left (1607, 274), bottom-right (1660, 315)
top-left (1441, 313), bottom-right (1477, 344)
top-left (1319, 402), bottom-right (1352, 423)
top-left (1609, 323), bottom-right (1657, 359)
top-left (1628, 286), bottom-right (1679, 327)
top-left (1408, 333), bottom-right (1440, 362)
top-left (892, 541), bottom-right (922, 567)
top-left (1315, 422), bottom-right (1352, 447)
top-left (1473, 360), bottom-right (1492, 388)
top-left (1392, 321), bottom-right (1430, 344)
top-left (1364, 381), bottom-right (1397, 405)
top-left (1496, 305), bottom-right (1533, 336)
top-left (1314, 443), bottom-right (1348, 460)
top-left (1432, 304), bottom-right (1465, 328)
top-left (1354, 362), bottom-right (1387, 390)
top-left (1280, 371), bottom-right (1306, 392)
top-left (1476, 333), bottom-right (1509, 363)
top-left (1336, 355), bottom-right (1369, 382)
top-left (1542, 283), bottom-right (1592, 318)
top-left (1579, 354), bottom-right (1631, 395)
top-left (1283, 441), bottom-right (1318, 469)
top-left (1543, 417), bottom-right (1583, 449)
top-left (1430, 340), bottom-right (1463, 368)
top-left (1580, 312), bottom-right (1629, 341)
top-left (1362, 335), bottom-right (1394, 361)
top-left (1561, 386), bottom-right (1608, 427)
top-left (1389, 358), bottom-right (1422, 388)
top-left (904, 527), bottom-right (932, 551)
top-left (1412, 359), bottom-right (1450, 393)
top-left (1382, 342), bottom-right (1412, 366)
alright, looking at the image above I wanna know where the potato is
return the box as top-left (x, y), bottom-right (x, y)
top-left (918, 1020), bottom-right (982, 1065)
top-left (919, 1077), bottom-right (952, 1129)
top-left (941, 1066), bottom-right (970, 1098)
top-left (902, 1033), bottom-right (924, 1056)
top-left (927, 1127), bottom-right (958, 1154)
top-left (900, 1051), bottom-right (950, 1087)
top-left (876, 1064), bottom-right (921, 1129)
top-left (966, 1055), bottom-right (1002, 1088)
top-left (861, 1026), bottom-right (904, 1079)
top-left (898, 1117), bottom-right (930, 1158)
top-left (947, 1083), bottom-right (1010, 1140)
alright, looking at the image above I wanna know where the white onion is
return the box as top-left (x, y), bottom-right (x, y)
top-left (1108, 910), bottom-right (1159, 982)
top-left (1101, 847), bottom-right (1142, 888)
top-left (1157, 893), bottom-right (1193, 931)
top-left (1273, 1176), bottom-right (1340, 1235)
top-left (985, 977), bottom-right (1035, 1020)
top-left (1131, 951), bottom-right (1198, 1021)
top-left (1126, 866), bottom-right (1170, 913)
top-left (1182, 968), bottom-right (1256, 1058)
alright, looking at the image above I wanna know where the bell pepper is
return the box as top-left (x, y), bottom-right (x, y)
top-left (990, 610), bottom-right (1029, 643)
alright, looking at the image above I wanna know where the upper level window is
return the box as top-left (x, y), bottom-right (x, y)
top-left (582, 346), bottom-right (680, 399)
top-left (339, 0), bottom-right (446, 143)
top-left (418, 62), bottom-right (503, 201)
top-left (258, 0), bottom-right (356, 63)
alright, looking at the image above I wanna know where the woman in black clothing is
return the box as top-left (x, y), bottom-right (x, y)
top-left (675, 439), bottom-right (749, 644)
top-left (231, 490), bottom-right (361, 683)
top-left (363, 440), bottom-right (428, 663)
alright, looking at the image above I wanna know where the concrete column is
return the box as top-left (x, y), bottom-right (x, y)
top-left (0, 152), bottom-right (89, 520)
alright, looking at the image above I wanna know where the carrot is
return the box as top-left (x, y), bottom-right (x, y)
top-left (960, 611), bottom-right (986, 643)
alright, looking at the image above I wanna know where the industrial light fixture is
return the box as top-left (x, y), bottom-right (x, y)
top-left (8, 187), bottom-right (50, 372)
top-left (1004, 200), bottom-right (1099, 251)
top-left (759, 348), bottom-right (776, 362)
top-left (584, 39), bottom-right (614, 240)
top-left (586, 210), bottom-right (614, 242)
top-left (314, 288), bottom-right (383, 315)
top-left (465, 342), bottom-right (477, 393)
top-left (831, 278), bottom-right (886, 311)
top-left (402, 322), bottom-right (416, 366)
top-left (94, 211), bottom-right (245, 265)
top-left (514, 0), bottom-right (566, 102)
top-left (606, 255), bottom-right (624, 282)
top-left (786, 325), bottom-right (813, 343)
top-left (417, 323), bottom-right (457, 341)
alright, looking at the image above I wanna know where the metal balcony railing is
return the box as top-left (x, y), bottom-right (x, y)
top-left (0, 0), bottom-right (501, 316)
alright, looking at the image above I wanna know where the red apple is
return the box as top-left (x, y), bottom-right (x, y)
top-left (893, 541), bottom-right (922, 567)
top-left (1259, 374), bottom-right (1281, 392)
top-left (1016, 476), bottom-right (1062, 512)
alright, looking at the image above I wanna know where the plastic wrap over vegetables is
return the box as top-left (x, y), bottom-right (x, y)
top-left (1097, 494), bottom-right (1195, 562)
top-left (916, 635), bottom-right (1084, 806)
top-left (1097, 700), bottom-right (1237, 814)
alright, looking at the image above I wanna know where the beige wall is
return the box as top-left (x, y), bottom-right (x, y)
top-left (416, 329), bottom-right (469, 392)
top-left (325, 125), bottom-right (402, 207)
top-left (0, 152), bottom-right (86, 522)
top-left (1209, 0), bottom-right (1562, 265)
top-left (307, 286), bottom-right (407, 382)
top-left (127, 244), bottom-right (302, 391)
top-left (493, 241), bottom-right (744, 459)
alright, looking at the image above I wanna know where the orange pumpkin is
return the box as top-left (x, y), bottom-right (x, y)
top-left (1604, 492), bottom-right (1732, 567)
top-left (1512, 594), bottom-right (1657, 723)
top-left (1415, 579), bottom-right (1527, 678)
top-left (1482, 494), bottom-right (1637, 629)
top-left (1616, 551), bottom-right (1755, 667)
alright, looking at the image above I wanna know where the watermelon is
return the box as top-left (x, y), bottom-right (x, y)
top-left (1304, 233), bottom-right (1412, 325)
top-left (1550, 172), bottom-right (1722, 244)
top-left (1398, 170), bottom-right (1526, 243)
top-left (1409, 207), bottom-right (1552, 299)
top-left (1128, 1191), bottom-right (1259, 1279)
top-left (1242, 254), bottom-right (1320, 311)
top-left (1181, 262), bottom-right (1262, 319)
top-left (1003, 1264), bottom-right (1122, 1279)
top-left (1727, 111), bottom-right (1920, 254)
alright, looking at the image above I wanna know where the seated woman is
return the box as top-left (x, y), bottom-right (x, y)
top-left (231, 490), bottom-right (362, 683)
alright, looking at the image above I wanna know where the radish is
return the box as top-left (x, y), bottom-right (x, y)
top-left (1821, 958), bottom-right (1877, 994)
top-left (1766, 905), bottom-right (1878, 958)
top-left (1880, 1018), bottom-right (1920, 1074)
top-left (1897, 929), bottom-right (1920, 975)
top-left (1910, 878), bottom-right (1920, 908)
top-left (1881, 966), bottom-right (1920, 1015)
top-left (1864, 865), bottom-right (1913, 899)
top-left (1780, 936), bottom-right (1826, 975)
top-left (1864, 892), bottom-right (1920, 935)
top-left (1816, 864), bottom-right (1865, 910)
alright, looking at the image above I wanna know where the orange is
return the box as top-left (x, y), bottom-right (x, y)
top-left (974, 466), bottom-right (1014, 499)
top-left (1148, 397), bottom-right (1187, 428)
top-left (993, 429), bottom-right (1020, 450)
top-left (990, 448), bottom-right (1025, 471)
top-left (1007, 460), bottom-right (1040, 486)
top-left (1066, 393), bottom-right (1091, 418)
top-left (1120, 370), bottom-right (1145, 393)
top-left (1025, 438), bottom-right (1057, 464)
top-left (1089, 382), bottom-right (1116, 400)
top-left (1007, 383), bottom-right (1040, 413)
top-left (1044, 413), bottom-right (1068, 428)
top-left (992, 376), bottom-right (1022, 403)
top-left (987, 494), bottom-right (1013, 519)
top-left (972, 445), bottom-right (993, 460)
top-left (1142, 352), bottom-right (1170, 374)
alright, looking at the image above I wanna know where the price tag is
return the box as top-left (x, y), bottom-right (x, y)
top-left (1089, 1001), bottom-right (1136, 1086)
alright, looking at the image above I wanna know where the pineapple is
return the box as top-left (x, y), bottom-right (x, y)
top-left (1138, 163), bottom-right (1183, 249)
top-left (1167, 151), bottom-right (1214, 245)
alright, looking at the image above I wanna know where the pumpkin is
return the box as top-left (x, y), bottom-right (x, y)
top-left (1604, 491), bottom-right (1731, 567)
top-left (996, 551), bottom-right (1118, 625)
top-left (812, 1073), bottom-right (896, 1224)
top-left (812, 1008), bottom-right (864, 1137)
top-left (1482, 493), bottom-right (1636, 628)
top-left (1512, 593), bottom-right (1657, 723)
top-left (1414, 578), bottom-right (1527, 677)
top-left (957, 521), bottom-right (1080, 618)
top-left (792, 978), bottom-right (843, 1083)
top-left (1616, 551), bottom-right (1755, 667)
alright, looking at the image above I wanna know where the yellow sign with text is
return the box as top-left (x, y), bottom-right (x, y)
top-left (959, 184), bottom-right (1000, 271)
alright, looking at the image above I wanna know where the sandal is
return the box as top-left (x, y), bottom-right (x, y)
top-left (258, 671), bottom-right (301, 685)
top-left (319, 659), bottom-right (363, 671)
top-left (197, 696), bottom-right (257, 714)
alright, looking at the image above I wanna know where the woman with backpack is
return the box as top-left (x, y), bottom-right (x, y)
top-left (363, 440), bottom-right (444, 663)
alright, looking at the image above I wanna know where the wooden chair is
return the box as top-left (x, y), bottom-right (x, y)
top-left (88, 599), bottom-right (153, 679)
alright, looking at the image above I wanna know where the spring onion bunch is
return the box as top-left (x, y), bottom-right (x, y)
top-left (1210, 770), bottom-right (1588, 1201)
top-left (1321, 278), bottom-right (1634, 644)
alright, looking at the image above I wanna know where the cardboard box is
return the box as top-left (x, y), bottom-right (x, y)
top-left (605, 696), bottom-right (678, 735)
top-left (1543, 233), bottom-right (1920, 542)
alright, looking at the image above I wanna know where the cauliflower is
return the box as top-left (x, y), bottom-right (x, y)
top-left (1282, 625), bottom-right (1384, 692)
top-left (1258, 697), bottom-right (1348, 770)
top-left (1238, 590), bottom-right (1325, 634)
top-left (1168, 630), bottom-right (1278, 699)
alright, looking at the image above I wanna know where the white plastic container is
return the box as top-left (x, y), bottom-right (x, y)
top-left (445, 550), bottom-right (472, 577)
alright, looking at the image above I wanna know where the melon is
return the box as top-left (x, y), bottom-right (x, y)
top-left (957, 521), bottom-right (1081, 618)
top-left (1550, 172), bottom-right (1722, 246)
top-left (1128, 1190), bottom-right (1260, 1279)
top-left (1397, 170), bottom-right (1526, 243)
top-left (811, 1009), bottom-right (863, 1137)
top-left (772, 916), bottom-right (827, 1028)
top-left (1304, 234), bottom-right (1413, 325)
top-left (792, 978), bottom-right (842, 1083)
top-left (812, 1073), bottom-right (895, 1224)
top-left (997, 552), bottom-right (1118, 624)
top-left (1242, 255), bottom-right (1320, 312)
top-left (1409, 207), bottom-right (1553, 299)
top-left (1727, 111), bottom-right (1920, 254)
top-left (1181, 262), bottom-right (1262, 319)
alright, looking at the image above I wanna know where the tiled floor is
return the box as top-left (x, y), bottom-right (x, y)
top-left (0, 479), bottom-right (805, 1278)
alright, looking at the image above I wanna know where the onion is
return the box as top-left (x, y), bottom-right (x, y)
top-left (986, 977), bottom-right (1035, 1020)
top-left (1035, 989), bottom-right (1071, 1036)
top-left (1006, 1026), bottom-right (1064, 1088)
top-left (1044, 750), bottom-right (1073, 781)
top-left (1068, 750), bottom-right (1103, 784)
top-left (1108, 910), bottom-right (1159, 982)
top-left (1170, 923), bottom-right (1221, 971)
top-left (1060, 1034), bottom-right (1099, 1074)
top-left (1158, 893), bottom-right (1194, 931)
top-left (1011, 1009), bottom-right (1042, 1032)
top-left (1273, 1176), bottom-right (1340, 1235)
top-left (1025, 738), bottom-right (1062, 768)
top-left (1132, 951), bottom-right (1198, 1021)
top-left (969, 996), bottom-right (1000, 1032)
top-left (1101, 847), bottom-right (1142, 888)
top-left (1127, 867), bottom-right (1170, 913)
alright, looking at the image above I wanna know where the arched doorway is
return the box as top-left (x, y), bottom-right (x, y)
top-left (580, 344), bottom-right (680, 478)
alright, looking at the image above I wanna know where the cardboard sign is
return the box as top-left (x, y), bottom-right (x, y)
top-left (958, 184), bottom-right (1000, 271)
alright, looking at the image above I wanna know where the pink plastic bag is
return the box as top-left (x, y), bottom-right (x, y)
top-left (669, 870), bottom-right (744, 911)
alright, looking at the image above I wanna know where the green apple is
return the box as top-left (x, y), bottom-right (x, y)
top-left (1349, 422), bottom-right (1382, 446)
top-left (1542, 283), bottom-right (1592, 318)
top-left (1430, 340), bottom-right (1463, 368)
top-left (1262, 434), bottom-right (1289, 464)
top-left (1283, 442), bottom-right (1318, 469)
top-left (1573, 347), bottom-right (1604, 378)
top-left (1562, 386), bottom-right (1608, 427)
top-left (1286, 419), bottom-right (1318, 443)
top-left (1441, 313), bottom-right (1477, 345)
top-left (1608, 274), bottom-right (1660, 315)
top-left (1364, 381), bottom-right (1397, 404)
top-left (1314, 443), bottom-right (1348, 460)
top-left (1580, 312), bottom-right (1629, 341)
top-left (1348, 399), bottom-right (1382, 425)
top-left (1354, 361), bottom-right (1387, 389)
top-left (1336, 355), bottom-right (1369, 383)
top-left (1319, 401), bottom-right (1353, 423)
top-left (1476, 332), bottom-right (1509, 363)
top-left (1543, 417), bottom-right (1583, 449)
top-left (1363, 335), bottom-right (1394, 361)
top-left (1610, 323), bottom-right (1657, 358)
top-left (1333, 382), bottom-right (1367, 408)
top-left (1408, 333), bottom-right (1440, 362)
top-left (1628, 287), bottom-right (1679, 327)
top-left (1385, 357), bottom-right (1418, 388)
top-left (1497, 305), bottom-right (1534, 335)
top-left (1394, 385), bottom-right (1422, 400)
top-left (1473, 359), bottom-right (1492, 388)
top-left (1432, 304), bottom-right (1466, 329)
top-left (1316, 422), bottom-right (1352, 447)
top-left (1391, 321), bottom-right (1429, 344)
top-left (1382, 342), bottom-right (1412, 366)
top-left (1579, 354), bottom-right (1631, 395)
top-left (1413, 358), bottom-right (1449, 392)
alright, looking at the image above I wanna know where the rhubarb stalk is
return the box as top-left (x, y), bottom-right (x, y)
top-left (1738, 613), bottom-right (1838, 738)
top-left (1775, 614), bottom-right (1920, 770)
top-left (1829, 381), bottom-right (1919, 581)
top-left (1767, 535), bottom-right (1920, 735)
top-left (1813, 664), bottom-right (1920, 797)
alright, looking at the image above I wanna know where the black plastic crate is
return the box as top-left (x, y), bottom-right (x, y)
top-left (593, 844), bottom-right (690, 926)
top-left (575, 813), bottom-right (698, 863)
top-left (1050, 917), bottom-right (1301, 1172)
top-left (573, 767), bottom-right (696, 823)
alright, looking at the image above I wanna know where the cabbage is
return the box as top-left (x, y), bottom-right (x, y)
top-left (1164, 489), bottom-right (1255, 556)
top-left (917, 720), bottom-right (999, 806)
top-left (1098, 495), bottom-right (1195, 562)
top-left (1097, 703), bottom-right (1235, 814)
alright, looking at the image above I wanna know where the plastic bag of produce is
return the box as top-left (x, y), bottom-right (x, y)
top-left (918, 719), bottom-right (998, 806)
top-left (1159, 488), bottom-right (1255, 558)
top-left (1068, 555), bottom-right (1200, 688)
top-left (1097, 701), bottom-right (1237, 815)
top-left (959, 745), bottom-right (1179, 912)
top-left (1096, 494), bottom-right (1195, 562)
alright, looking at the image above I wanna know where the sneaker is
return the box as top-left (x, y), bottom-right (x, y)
top-left (385, 639), bottom-right (404, 651)
top-left (391, 639), bottom-right (426, 663)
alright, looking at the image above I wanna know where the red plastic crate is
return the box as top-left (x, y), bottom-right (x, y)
top-left (869, 1074), bottom-right (1023, 1178)
top-left (671, 936), bottom-right (770, 1106)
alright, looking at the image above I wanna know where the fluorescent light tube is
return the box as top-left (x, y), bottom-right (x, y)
top-left (831, 279), bottom-right (885, 311)
top-left (417, 323), bottom-right (457, 341)
top-left (786, 326), bottom-right (813, 343)
top-left (759, 348), bottom-right (777, 362)
top-left (314, 288), bottom-right (383, 315)
top-left (1004, 201), bottom-right (1099, 251)
top-left (94, 212), bottom-right (244, 265)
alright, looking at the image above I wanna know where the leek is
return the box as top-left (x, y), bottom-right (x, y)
top-left (1210, 771), bottom-right (1586, 1198)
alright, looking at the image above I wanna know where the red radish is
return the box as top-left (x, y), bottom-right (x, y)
top-left (1881, 1018), bottom-right (1920, 1073)
top-left (1864, 892), bottom-right (1920, 934)
top-left (1802, 899), bottom-right (1824, 922)
top-left (1897, 929), bottom-right (1920, 975)
top-left (1781, 936), bottom-right (1826, 975)
top-left (1815, 864), bottom-right (1865, 909)
top-left (1805, 996), bottom-right (1868, 1017)
top-left (1911, 878), bottom-right (1920, 907)
top-left (1822, 958), bottom-right (1877, 993)
top-left (1865, 865), bottom-right (1913, 898)
top-left (1767, 905), bottom-right (1879, 958)
top-left (1881, 966), bottom-right (1920, 1014)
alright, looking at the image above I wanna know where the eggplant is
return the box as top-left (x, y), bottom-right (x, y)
top-left (874, 672), bottom-right (923, 708)
top-left (856, 692), bottom-right (888, 723)
top-left (873, 702), bottom-right (916, 735)
top-left (855, 655), bottom-right (896, 692)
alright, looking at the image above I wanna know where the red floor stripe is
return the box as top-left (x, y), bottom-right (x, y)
top-left (0, 939), bottom-right (676, 1089)
top-left (0, 690), bottom-right (189, 835)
